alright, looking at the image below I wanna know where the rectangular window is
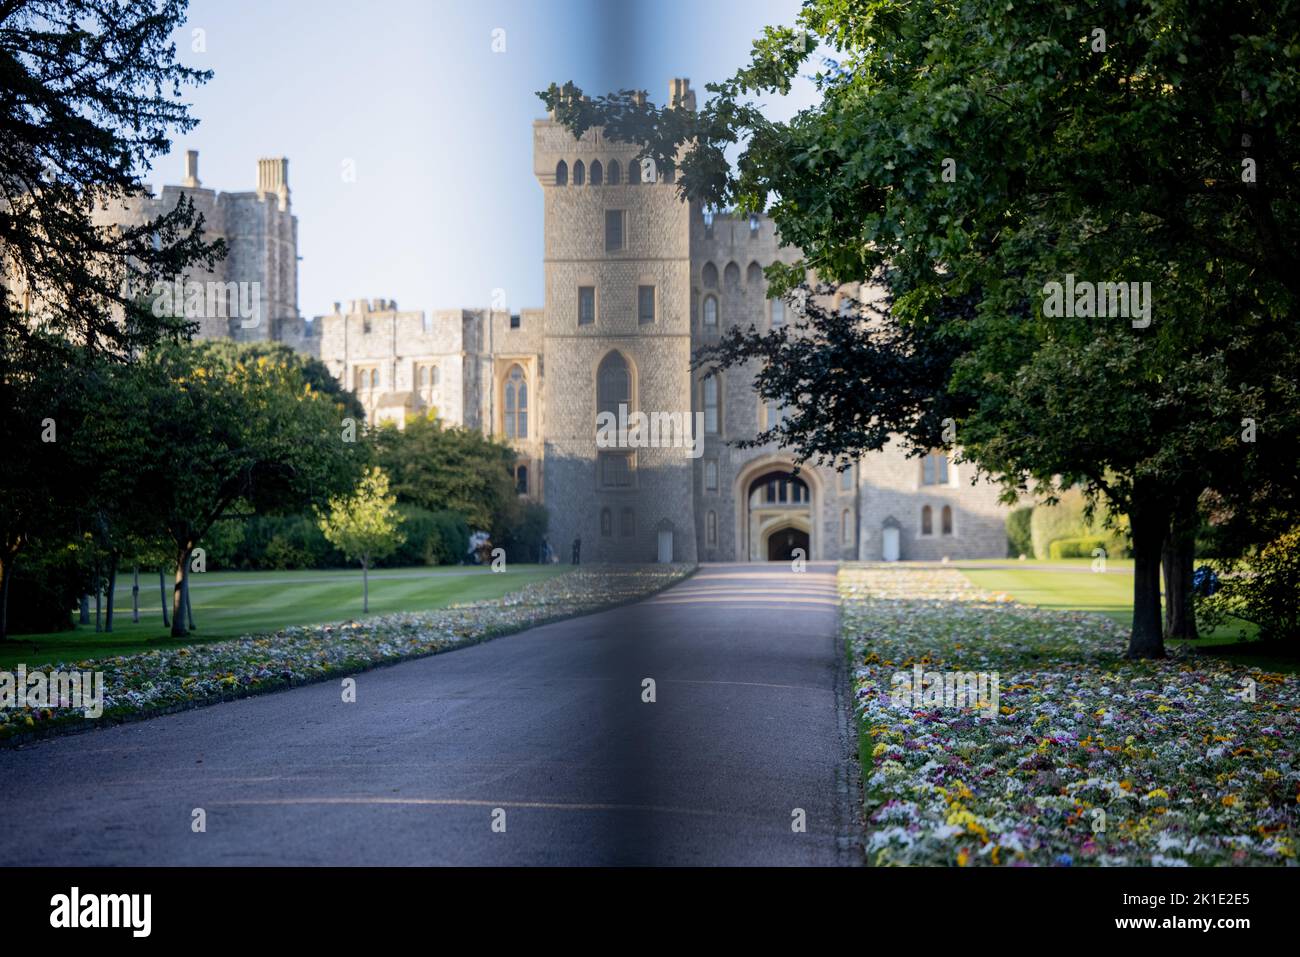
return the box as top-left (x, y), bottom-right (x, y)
top-left (922, 451), bottom-right (949, 486)
top-left (578, 286), bottom-right (596, 325)
top-left (771, 299), bottom-right (785, 329)
top-left (605, 210), bottom-right (625, 252)
top-left (704, 459), bottom-right (718, 491)
top-left (510, 313), bottom-right (521, 329)
top-left (638, 285), bottom-right (655, 324)
top-left (599, 452), bottom-right (634, 488)
top-left (703, 377), bottom-right (719, 434)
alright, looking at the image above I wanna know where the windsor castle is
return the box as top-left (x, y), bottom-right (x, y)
top-left (96, 79), bottom-right (1011, 564)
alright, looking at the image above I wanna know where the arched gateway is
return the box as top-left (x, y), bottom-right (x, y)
top-left (734, 457), bottom-right (822, 561)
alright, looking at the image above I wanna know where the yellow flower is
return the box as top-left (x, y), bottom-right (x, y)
top-left (1146, 788), bottom-right (1169, 801)
top-left (956, 849), bottom-right (969, 867)
top-left (1221, 794), bottom-right (1237, 808)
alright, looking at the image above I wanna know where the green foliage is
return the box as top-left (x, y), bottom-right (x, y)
top-left (1030, 490), bottom-right (1129, 560)
top-left (5, 541), bottom-right (89, 634)
top-left (497, 501), bottom-right (550, 564)
top-left (317, 466), bottom-right (405, 565)
top-left (1005, 506), bottom-right (1033, 558)
top-left (135, 340), bottom-right (368, 556)
top-left (1048, 537), bottom-right (1112, 561)
top-left (382, 505), bottom-right (469, 567)
top-left (372, 413), bottom-right (519, 535)
top-left (1198, 528), bottom-right (1300, 642)
top-left (0, 0), bottom-right (216, 361)
top-left (544, 0), bottom-right (1300, 658)
top-left (1030, 490), bottom-right (1093, 560)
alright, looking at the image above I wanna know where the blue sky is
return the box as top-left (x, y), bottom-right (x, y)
top-left (155, 0), bottom-right (820, 321)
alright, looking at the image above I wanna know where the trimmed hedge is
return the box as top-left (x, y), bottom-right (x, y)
top-left (1048, 536), bottom-right (1112, 560)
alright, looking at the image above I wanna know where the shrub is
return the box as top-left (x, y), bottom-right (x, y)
top-left (427, 510), bottom-right (470, 565)
top-left (1197, 528), bottom-right (1300, 642)
top-left (5, 542), bottom-right (89, 634)
top-left (497, 501), bottom-right (550, 564)
top-left (1006, 506), bottom-right (1033, 558)
top-left (1030, 490), bottom-right (1091, 559)
top-left (1048, 536), bottom-right (1111, 560)
top-left (382, 505), bottom-right (469, 566)
top-left (1031, 488), bottom-right (1129, 559)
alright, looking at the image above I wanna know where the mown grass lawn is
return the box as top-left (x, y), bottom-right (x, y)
top-left (957, 564), bottom-right (1296, 673)
top-left (1, 564), bottom-right (572, 670)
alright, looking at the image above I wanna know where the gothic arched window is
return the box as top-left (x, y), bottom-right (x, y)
top-left (503, 364), bottom-right (527, 439)
top-left (590, 160), bottom-right (603, 185)
top-left (597, 351), bottom-right (632, 418)
top-left (555, 160), bottom-right (568, 186)
top-left (921, 505), bottom-right (934, 536)
top-left (573, 160), bottom-right (585, 186)
top-left (608, 160), bottom-right (621, 185)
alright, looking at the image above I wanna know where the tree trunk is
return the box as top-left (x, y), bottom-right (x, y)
top-left (171, 547), bottom-right (190, 637)
top-left (79, 593), bottom-right (90, 625)
top-left (362, 553), bottom-right (370, 614)
top-left (105, 552), bottom-right (118, 633)
top-left (132, 564), bottom-right (140, 623)
top-left (94, 563), bottom-right (102, 632)
top-left (185, 575), bottom-right (195, 631)
top-left (1162, 532), bottom-right (1198, 642)
top-left (0, 552), bottom-right (11, 642)
top-left (159, 567), bottom-right (170, 628)
top-left (1127, 503), bottom-right (1168, 659)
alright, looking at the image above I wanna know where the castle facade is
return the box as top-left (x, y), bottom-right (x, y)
top-left (102, 80), bottom-right (1013, 563)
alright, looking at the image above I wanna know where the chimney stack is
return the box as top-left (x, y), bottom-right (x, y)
top-left (257, 157), bottom-right (291, 209)
top-left (182, 149), bottom-right (201, 188)
top-left (668, 78), bottom-right (696, 111)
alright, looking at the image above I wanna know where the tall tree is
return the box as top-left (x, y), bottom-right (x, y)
top-left (133, 340), bottom-right (366, 636)
top-left (372, 413), bottom-right (519, 535)
top-left (0, 0), bottom-right (216, 634)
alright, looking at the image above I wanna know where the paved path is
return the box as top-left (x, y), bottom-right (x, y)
top-left (0, 564), bottom-right (857, 866)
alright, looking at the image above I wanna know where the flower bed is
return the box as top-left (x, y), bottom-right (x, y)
top-left (844, 565), bottom-right (1298, 866)
top-left (1, 564), bottom-right (692, 743)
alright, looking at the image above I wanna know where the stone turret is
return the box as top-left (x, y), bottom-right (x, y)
top-left (668, 78), bottom-right (696, 111)
top-left (181, 149), bottom-right (201, 188)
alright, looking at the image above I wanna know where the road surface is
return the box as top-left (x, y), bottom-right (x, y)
top-left (0, 563), bottom-right (858, 865)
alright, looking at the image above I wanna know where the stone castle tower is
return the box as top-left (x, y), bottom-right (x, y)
top-left (532, 81), bottom-right (700, 562)
top-left (88, 150), bottom-right (308, 346)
